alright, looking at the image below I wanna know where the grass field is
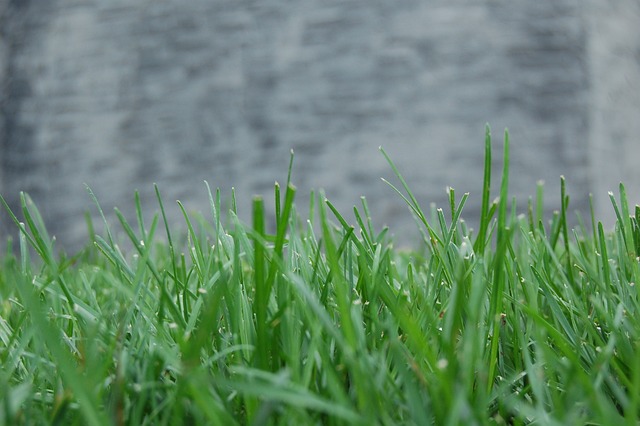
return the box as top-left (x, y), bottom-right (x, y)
top-left (1, 127), bottom-right (639, 425)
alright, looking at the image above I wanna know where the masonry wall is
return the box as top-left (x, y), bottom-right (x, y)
top-left (1, 0), bottom-right (639, 250)
top-left (586, 0), bottom-right (640, 225)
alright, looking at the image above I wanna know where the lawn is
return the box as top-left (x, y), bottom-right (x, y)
top-left (1, 127), bottom-right (639, 425)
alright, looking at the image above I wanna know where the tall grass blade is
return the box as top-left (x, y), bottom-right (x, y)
top-left (475, 124), bottom-right (493, 253)
top-left (487, 129), bottom-right (510, 392)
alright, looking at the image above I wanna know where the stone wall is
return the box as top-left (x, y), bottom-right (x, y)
top-left (1, 0), bottom-right (639, 250)
top-left (586, 0), bottom-right (640, 225)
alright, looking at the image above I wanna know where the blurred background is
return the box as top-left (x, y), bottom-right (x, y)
top-left (1, 0), bottom-right (639, 251)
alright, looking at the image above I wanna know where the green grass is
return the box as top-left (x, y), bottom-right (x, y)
top-left (1, 126), bottom-right (640, 425)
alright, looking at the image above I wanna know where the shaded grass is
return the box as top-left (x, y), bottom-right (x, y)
top-left (1, 126), bottom-right (639, 425)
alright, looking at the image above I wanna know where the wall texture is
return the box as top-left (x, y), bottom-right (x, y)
top-left (1, 0), bottom-right (639, 250)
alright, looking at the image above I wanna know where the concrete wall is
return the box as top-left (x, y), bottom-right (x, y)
top-left (1, 0), bottom-right (639, 250)
top-left (586, 0), bottom-right (640, 225)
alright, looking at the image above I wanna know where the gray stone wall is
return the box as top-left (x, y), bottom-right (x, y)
top-left (586, 0), bottom-right (640, 225)
top-left (1, 0), bottom-right (639, 250)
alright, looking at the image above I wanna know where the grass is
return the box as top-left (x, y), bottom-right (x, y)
top-left (1, 125), bottom-right (640, 425)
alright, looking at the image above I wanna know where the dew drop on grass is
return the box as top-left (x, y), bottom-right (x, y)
top-left (437, 359), bottom-right (448, 370)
